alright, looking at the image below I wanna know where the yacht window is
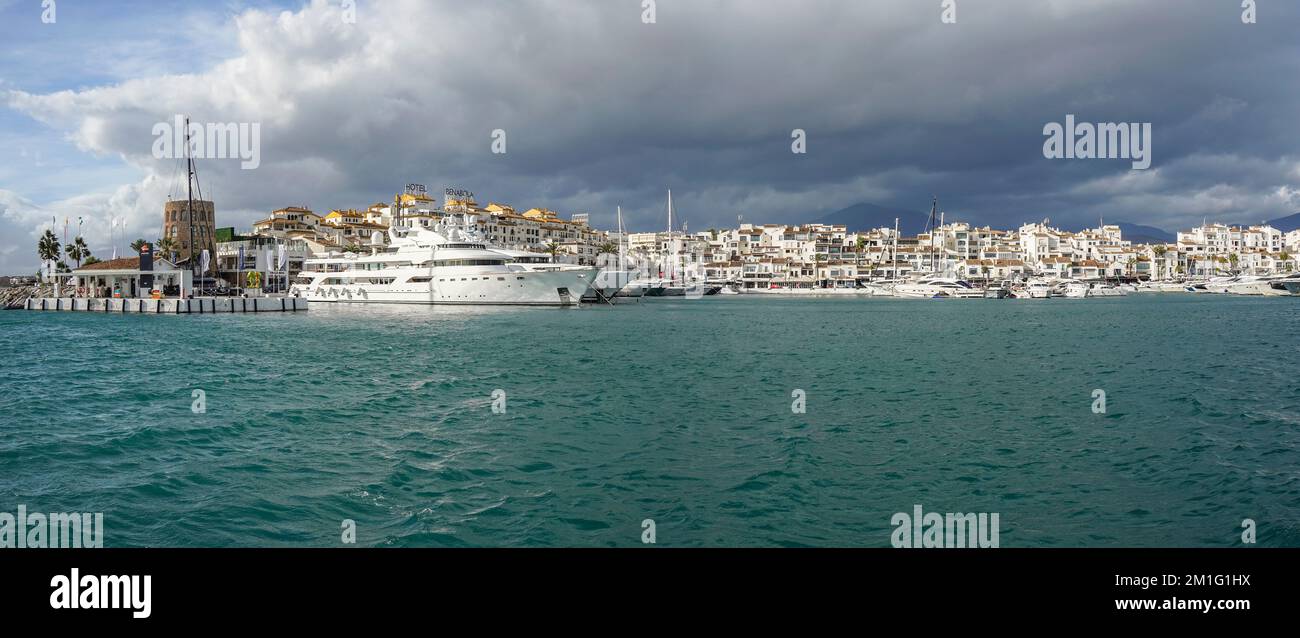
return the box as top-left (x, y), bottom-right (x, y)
top-left (432, 259), bottom-right (508, 267)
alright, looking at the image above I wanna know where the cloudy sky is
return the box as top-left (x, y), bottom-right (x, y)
top-left (2, 0), bottom-right (1298, 273)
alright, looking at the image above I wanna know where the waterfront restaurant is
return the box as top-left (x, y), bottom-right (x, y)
top-left (68, 257), bottom-right (191, 299)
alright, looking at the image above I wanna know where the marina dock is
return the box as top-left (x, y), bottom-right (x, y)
top-left (23, 297), bottom-right (308, 314)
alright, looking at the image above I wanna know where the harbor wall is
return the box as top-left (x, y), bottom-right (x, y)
top-left (22, 297), bottom-right (308, 314)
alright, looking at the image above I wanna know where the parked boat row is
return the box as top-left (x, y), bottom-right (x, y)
top-left (1173, 275), bottom-right (1299, 296)
top-left (279, 188), bottom-right (1299, 307)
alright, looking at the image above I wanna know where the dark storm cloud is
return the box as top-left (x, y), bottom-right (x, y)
top-left (5, 0), bottom-right (1299, 268)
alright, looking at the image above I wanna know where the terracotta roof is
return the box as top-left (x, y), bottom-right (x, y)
top-left (79, 257), bottom-right (141, 271)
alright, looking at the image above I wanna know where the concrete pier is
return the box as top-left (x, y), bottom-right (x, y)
top-left (23, 297), bottom-right (308, 314)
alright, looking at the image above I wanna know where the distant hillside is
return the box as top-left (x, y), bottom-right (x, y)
top-left (1060, 221), bottom-right (1172, 244)
top-left (1114, 222), bottom-right (1175, 245)
top-left (810, 202), bottom-right (932, 235)
top-left (1265, 212), bottom-right (1300, 232)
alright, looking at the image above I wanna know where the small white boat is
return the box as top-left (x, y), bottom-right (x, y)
top-left (983, 280), bottom-right (1012, 299)
top-left (1020, 279), bottom-right (1053, 299)
top-left (1280, 277), bottom-right (1300, 295)
top-left (1137, 281), bottom-right (1190, 292)
top-left (1193, 276), bottom-right (1242, 294)
top-left (1058, 281), bottom-right (1089, 298)
top-left (893, 278), bottom-right (984, 299)
top-left (1087, 283), bottom-right (1128, 297)
top-left (1223, 275), bottom-right (1287, 296)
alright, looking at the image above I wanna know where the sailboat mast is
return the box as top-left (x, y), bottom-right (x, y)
top-left (617, 205), bottom-right (625, 271)
top-left (927, 196), bottom-right (938, 272)
top-left (938, 210), bottom-right (944, 275)
top-left (893, 217), bottom-right (900, 278)
top-left (667, 190), bottom-right (673, 282)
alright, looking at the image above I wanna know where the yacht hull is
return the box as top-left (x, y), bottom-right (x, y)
top-left (300, 268), bottom-right (596, 306)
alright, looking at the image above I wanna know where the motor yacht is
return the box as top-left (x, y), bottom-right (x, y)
top-left (292, 217), bottom-right (598, 306)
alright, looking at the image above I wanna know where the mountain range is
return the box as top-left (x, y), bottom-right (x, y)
top-left (808, 202), bottom-right (934, 236)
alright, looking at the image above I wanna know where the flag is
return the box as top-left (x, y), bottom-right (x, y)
top-left (200, 249), bottom-right (211, 275)
top-left (277, 244), bottom-right (287, 271)
top-left (237, 246), bottom-right (245, 272)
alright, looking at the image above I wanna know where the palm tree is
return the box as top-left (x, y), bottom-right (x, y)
top-left (82, 256), bottom-right (102, 267)
top-left (37, 229), bottom-right (61, 263)
top-left (595, 241), bottom-right (620, 269)
top-left (156, 237), bottom-right (180, 262)
top-left (1228, 253), bottom-right (1239, 274)
top-left (130, 238), bottom-right (148, 254)
top-left (1152, 245), bottom-right (1167, 280)
top-left (1281, 251), bottom-right (1293, 272)
top-left (855, 237), bottom-right (868, 277)
top-left (65, 236), bottom-right (90, 269)
top-left (544, 241), bottom-right (563, 262)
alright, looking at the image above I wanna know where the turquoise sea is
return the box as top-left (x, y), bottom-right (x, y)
top-left (1, 295), bottom-right (1298, 547)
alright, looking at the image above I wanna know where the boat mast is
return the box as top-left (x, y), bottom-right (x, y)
top-left (938, 210), bottom-right (945, 275)
top-left (892, 217), bottom-right (900, 279)
top-left (926, 196), bottom-right (938, 273)
top-left (667, 190), bottom-right (674, 283)
top-left (617, 205), bottom-right (626, 272)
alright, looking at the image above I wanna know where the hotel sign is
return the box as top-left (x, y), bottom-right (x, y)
top-left (445, 188), bottom-right (474, 200)
top-left (405, 183), bottom-right (427, 196)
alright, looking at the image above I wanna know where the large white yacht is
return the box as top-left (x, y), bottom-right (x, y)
top-left (893, 278), bottom-right (984, 299)
top-left (291, 217), bottom-right (598, 306)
